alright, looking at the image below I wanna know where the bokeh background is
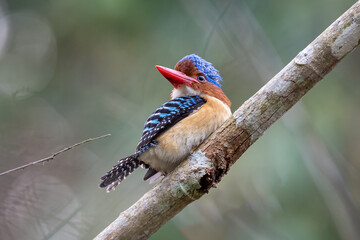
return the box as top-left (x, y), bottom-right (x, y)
top-left (0, 0), bottom-right (359, 239)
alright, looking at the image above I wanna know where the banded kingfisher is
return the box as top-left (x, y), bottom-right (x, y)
top-left (100, 54), bottom-right (232, 192)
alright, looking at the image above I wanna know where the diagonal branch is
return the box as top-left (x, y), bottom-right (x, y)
top-left (95, 1), bottom-right (360, 240)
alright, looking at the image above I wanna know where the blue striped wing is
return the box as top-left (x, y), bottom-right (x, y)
top-left (136, 96), bottom-right (206, 150)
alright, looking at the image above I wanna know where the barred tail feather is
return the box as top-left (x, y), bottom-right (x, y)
top-left (99, 154), bottom-right (147, 192)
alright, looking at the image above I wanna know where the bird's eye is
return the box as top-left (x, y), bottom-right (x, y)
top-left (197, 75), bottom-right (206, 81)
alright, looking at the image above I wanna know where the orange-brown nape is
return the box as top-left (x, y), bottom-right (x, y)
top-left (174, 58), bottom-right (231, 107)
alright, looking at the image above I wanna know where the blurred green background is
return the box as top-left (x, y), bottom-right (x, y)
top-left (0, 0), bottom-right (359, 239)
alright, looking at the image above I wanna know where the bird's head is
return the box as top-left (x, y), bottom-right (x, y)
top-left (156, 54), bottom-right (231, 107)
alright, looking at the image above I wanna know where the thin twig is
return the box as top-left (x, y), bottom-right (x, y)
top-left (0, 134), bottom-right (111, 176)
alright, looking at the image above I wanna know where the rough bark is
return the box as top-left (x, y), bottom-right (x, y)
top-left (94, 2), bottom-right (360, 239)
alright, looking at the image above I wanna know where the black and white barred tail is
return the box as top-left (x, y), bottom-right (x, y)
top-left (99, 154), bottom-right (148, 192)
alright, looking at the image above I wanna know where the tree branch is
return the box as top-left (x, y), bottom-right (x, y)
top-left (0, 134), bottom-right (111, 176)
top-left (95, 2), bottom-right (360, 240)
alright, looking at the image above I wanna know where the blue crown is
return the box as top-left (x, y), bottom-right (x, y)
top-left (180, 54), bottom-right (222, 88)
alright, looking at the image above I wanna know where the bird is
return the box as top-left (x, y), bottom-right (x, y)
top-left (100, 54), bottom-right (232, 192)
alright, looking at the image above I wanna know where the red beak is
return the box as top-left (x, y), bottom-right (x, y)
top-left (155, 65), bottom-right (199, 88)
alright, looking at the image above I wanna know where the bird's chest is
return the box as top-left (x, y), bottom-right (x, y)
top-left (140, 96), bottom-right (231, 173)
